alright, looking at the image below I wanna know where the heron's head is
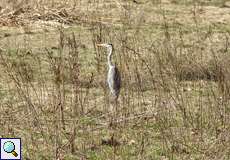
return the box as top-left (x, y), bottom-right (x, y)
top-left (96, 43), bottom-right (113, 48)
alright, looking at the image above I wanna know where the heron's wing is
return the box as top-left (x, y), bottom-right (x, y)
top-left (113, 66), bottom-right (121, 93)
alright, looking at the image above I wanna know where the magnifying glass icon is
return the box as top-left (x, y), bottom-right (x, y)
top-left (3, 141), bottom-right (18, 157)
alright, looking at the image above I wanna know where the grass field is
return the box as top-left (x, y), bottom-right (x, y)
top-left (1, 0), bottom-right (230, 159)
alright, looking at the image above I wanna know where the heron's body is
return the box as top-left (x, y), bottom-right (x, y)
top-left (97, 43), bottom-right (121, 100)
top-left (107, 65), bottom-right (121, 99)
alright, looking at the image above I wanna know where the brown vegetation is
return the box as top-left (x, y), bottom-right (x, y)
top-left (0, 0), bottom-right (230, 159)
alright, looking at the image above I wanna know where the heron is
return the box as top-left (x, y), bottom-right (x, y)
top-left (97, 43), bottom-right (121, 101)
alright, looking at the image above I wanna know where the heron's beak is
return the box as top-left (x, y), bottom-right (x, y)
top-left (96, 43), bottom-right (106, 47)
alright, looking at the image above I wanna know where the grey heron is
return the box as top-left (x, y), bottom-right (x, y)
top-left (97, 43), bottom-right (121, 101)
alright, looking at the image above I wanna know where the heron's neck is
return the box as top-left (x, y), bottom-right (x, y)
top-left (107, 46), bottom-right (113, 67)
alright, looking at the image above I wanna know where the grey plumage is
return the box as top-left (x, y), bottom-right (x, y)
top-left (97, 43), bottom-right (121, 100)
top-left (107, 65), bottom-right (121, 100)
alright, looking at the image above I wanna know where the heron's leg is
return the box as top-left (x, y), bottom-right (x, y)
top-left (113, 95), bottom-right (120, 116)
top-left (107, 94), bottom-right (118, 128)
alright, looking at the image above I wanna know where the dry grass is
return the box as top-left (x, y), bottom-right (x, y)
top-left (0, 0), bottom-right (230, 159)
